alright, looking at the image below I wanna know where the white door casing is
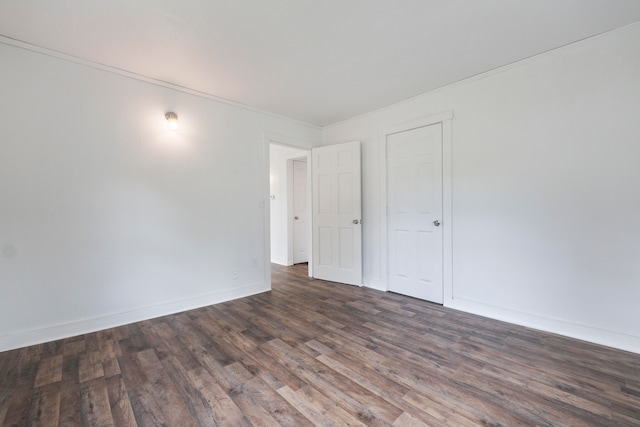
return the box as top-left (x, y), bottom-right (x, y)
top-left (387, 123), bottom-right (444, 303)
top-left (292, 159), bottom-right (308, 264)
top-left (264, 134), bottom-right (313, 284)
top-left (312, 141), bottom-right (362, 286)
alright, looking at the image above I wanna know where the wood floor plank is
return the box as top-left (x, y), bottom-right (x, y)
top-left (134, 348), bottom-right (196, 426)
top-left (322, 321), bottom-right (560, 425)
top-left (115, 353), bottom-right (148, 394)
top-left (0, 404), bottom-right (7, 426)
top-left (320, 330), bottom-right (528, 426)
top-left (79, 351), bottom-right (105, 383)
top-left (34, 355), bottom-right (63, 388)
top-left (159, 357), bottom-right (218, 425)
top-left (127, 382), bottom-right (170, 427)
top-left (276, 385), bottom-right (335, 427)
top-left (198, 354), bottom-right (284, 426)
top-left (41, 340), bottom-right (63, 359)
top-left (224, 361), bottom-right (314, 426)
top-left (187, 366), bottom-right (251, 426)
top-left (314, 353), bottom-right (447, 426)
top-left (2, 360), bottom-right (39, 426)
top-left (54, 351), bottom-right (81, 427)
top-left (261, 338), bottom-right (402, 425)
top-left (296, 384), bottom-right (369, 426)
top-left (399, 392), bottom-right (480, 427)
top-left (80, 378), bottom-right (115, 427)
top-left (105, 375), bottom-right (138, 427)
top-left (26, 382), bottom-right (60, 427)
top-left (59, 379), bottom-right (82, 427)
top-left (63, 339), bottom-right (86, 357)
top-left (160, 335), bottom-right (202, 372)
top-left (392, 412), bottom-right (430, 427)
top-left (3, 386), bottom-right (33, 426)
top-left (242, 345), bottom-right (309, 392)
top-left (1, 263), bottom-right (639, 426)
top-left (358, 317), bottom-right (610, 424)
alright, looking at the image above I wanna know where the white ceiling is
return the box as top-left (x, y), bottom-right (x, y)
top-left (1, 1), bottom-right (640, 126)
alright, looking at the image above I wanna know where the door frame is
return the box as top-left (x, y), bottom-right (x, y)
top-left (288, 157), bottom-right (308, 265)
top-left (263, 133), bottom-right (313, 289)
top-left (378, 111), bottom-right (454, 303)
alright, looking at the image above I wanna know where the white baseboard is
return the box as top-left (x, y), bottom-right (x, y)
top-left (5, 281), bottom-right (637, 356)
top-left (364, 278), bottom-right (387, 292)
top-left (446, 297), bottom-right (640, 355)
top-left (270, 257), bottom-right (290, 266)
top-left (0, 282), bottom-right (269, 353)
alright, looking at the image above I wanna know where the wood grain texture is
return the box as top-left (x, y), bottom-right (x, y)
top-left (1, 263), bottom-right (639, 426)
top-left (34, 355), bottom-right (63, 388)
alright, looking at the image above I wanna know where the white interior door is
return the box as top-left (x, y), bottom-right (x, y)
top-left (312, 141), bottom-right (362, 286)
top-left (387, 124), bottom-right (443, 303)
top-left (292, 159), bottom-right (308, 264)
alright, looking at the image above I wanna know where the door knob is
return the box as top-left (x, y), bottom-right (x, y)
top-left (433, 220), bottom-right (441, 226)
top-left (353, 219), bottom-right (360, 224)
top-left (294, 216), bottom-right (299, 220)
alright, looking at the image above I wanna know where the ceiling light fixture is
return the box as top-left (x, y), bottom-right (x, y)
top-left (165, 112), bottom-right (179, 130)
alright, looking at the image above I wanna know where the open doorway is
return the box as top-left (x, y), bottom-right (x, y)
top-left (268, 143), bottom-right (311, 276)
top-left (291, 158), bottom-right (308, 264)
top-left (265, 138), bottom-right (363, 288)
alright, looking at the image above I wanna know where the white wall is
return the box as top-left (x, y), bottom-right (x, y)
top-left (0, 40), bottom-right (321, 351)
top-left (323, 24), bottom-right (640, 354)
top-left (269, 144), bottom-right (309, 265)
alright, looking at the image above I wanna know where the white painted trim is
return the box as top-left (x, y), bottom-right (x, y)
top-left (3, 21), bottom-right (637, 133)
top-left (263, 133), bottom-right (314, 278)
top-left (286, 158), bottom-right (296, 266)
top-left (382, 111), bottom-right (454, 137)
top-left (287, 157), bottom-right (311, 266)
top-left (264, 132), bottom-right (315, 149)
top-left (270, 257), bottom-right (289, 267)
top-left (0, 36), bottom-right (321, 131)
top-left (378, 112), bottom-right (454, 299)
top-left (306, 152), bottom-right (313, 278)
top-left (262, 136), bottom-right (273, 289)
top-left (0, 282), bottom-right (268, 353)
top-left (449, 297), bottom-right (640, 355)
top-left (364, 279), bottom-right (387, 292)
top-left (441, 118), bottom-right (454, 303)
top-left (378, 137), bottom-right (388, 289)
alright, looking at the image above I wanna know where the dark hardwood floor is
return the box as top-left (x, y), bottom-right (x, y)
top-left (1, 263), bottom-right (639, 426)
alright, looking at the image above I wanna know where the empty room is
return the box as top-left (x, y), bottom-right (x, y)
top-left (1, 1), bottom-right (640, 425)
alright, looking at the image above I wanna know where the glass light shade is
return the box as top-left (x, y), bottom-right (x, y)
top-left (165, 112), bottom-right (179, 130)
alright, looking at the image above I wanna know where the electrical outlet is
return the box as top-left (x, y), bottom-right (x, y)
top-left (232, 269), bottom-right (239, 280)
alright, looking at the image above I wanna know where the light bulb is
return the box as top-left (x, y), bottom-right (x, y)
top-left (165, 112), bottom-right (179, 131)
